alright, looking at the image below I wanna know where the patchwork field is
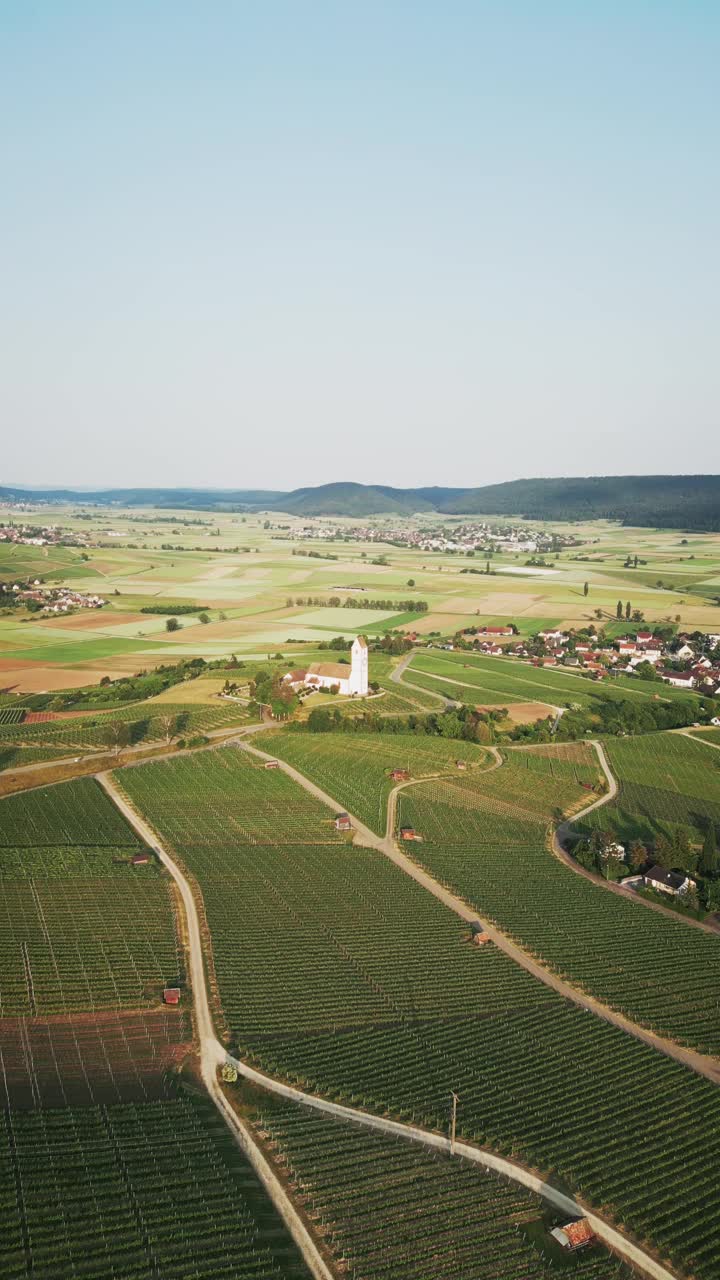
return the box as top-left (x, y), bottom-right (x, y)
top-left (4, 509), bottom-right (720, 693)
top-left (120, 746), bottom-right (720, 1277)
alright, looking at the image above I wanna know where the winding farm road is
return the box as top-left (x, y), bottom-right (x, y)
top-left (546, 739), bottom-right (720, 938)
top-left (389, 651), bottom-right (456, 706)
top-left (98, 770), bottom-right (682, 1280)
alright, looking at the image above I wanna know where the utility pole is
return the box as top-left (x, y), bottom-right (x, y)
top-left (450, 1091), bottom-right (459, 1155)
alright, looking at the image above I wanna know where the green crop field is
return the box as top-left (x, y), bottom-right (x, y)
top-left (581, 732), bottom-right (720, 845)
top-left (257, 1104), bottom-right (630, 1278)
top-left (396, 746), bottom-right (720, 1054)
top-left (408, 650), bottom-right (699, 710)
top-left (0, 779), bottom-right (182, 1015)
top-left (1, 1092), bottom-right (309, 1280)
top-left (120, 747), bottom-right (720, 1277)
top-left (255, 730), bottom-right (490, 834)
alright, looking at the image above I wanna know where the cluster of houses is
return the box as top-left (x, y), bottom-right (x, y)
top-left (0, 581), bottom-right (106, 613)
top-left (598, 841), bottom-right (698, 898)
top-left (0, 521), bottom-right (88, 548)
top-left (290, 520), bottom-right (578, 556)
top-left (456, 625), bottom-right (720, 695)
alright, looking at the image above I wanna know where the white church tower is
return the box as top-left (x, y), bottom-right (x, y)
top-left (348, 635), bottom-right (369, 695)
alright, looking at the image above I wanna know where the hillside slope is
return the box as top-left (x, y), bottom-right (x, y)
top-left (3, 475), bottom-right (719, 528)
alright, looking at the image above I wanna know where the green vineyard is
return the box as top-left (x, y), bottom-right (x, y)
top-left (257, 1104), bottom-right (631, 1278)
top-left (580, 731), bottom-right (720, 844)
top-left (396, 746), bottom-right (720, 1054)
top-left (0, 699), bottom-right (252, 770)
top-left (1, 1092), bottom-right (310, 1279)
top-left (121, 747), bottom-right (720, 1278)
top-left (256, 730), bottom-right (490, 834)
top-left (408, 650), bottom-right (700, 710)
top-left (0, 779), bottom-right (182, 1015)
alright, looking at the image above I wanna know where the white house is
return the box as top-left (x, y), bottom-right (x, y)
top-left (658, 670), bottom-right (696, 689)
top-left (644, 865), bottom-right (696, 897)
top-left (283, 635), bottom-right (369, 696)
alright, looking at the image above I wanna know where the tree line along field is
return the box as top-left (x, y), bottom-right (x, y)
top-left (579, 731), bottom-right (720, 846)
top-left (255, 730), bottom-right (491, 834)
top-left (407, 649), bottom-right (699, 710)
top-left (120, 747), bottom-right (720, 1278)
top-left (256, 1104), bottom-right (631, 1279)
top-left (1, 1091), bottom-right (311, 1280)
top-left (396, 746), bottom-right (720, 1055)
top-left (0, 779), bottom-right (183, 1016)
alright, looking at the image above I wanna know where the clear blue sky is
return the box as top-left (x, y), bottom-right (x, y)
top-left (2, 1), bottom-right (718, 490)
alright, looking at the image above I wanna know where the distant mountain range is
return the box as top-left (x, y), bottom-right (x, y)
top-left (2, 475), bottom-right (720, 530)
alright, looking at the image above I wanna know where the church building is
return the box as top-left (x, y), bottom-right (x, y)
top-left (283, 635), bottom-right (369, 696)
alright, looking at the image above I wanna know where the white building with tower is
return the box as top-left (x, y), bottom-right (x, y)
top-left (283, 635), bottom-right (369, 696)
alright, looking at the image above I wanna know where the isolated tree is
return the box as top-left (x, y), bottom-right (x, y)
top-left (103, 721), bottom-right (131, 758)
top-left (165, 616), bottom-right (181, 632)
top-left (653, 834), bottom-right (672, 869)
top-left (583, 582), bottom-right (589, 598)
top-left (700, 824), bottom-right (719, 877)
top-left (198, 612), bottom-right (210, 624)
top-left (407, 578), bottom-right (415, 587)
top-left (625, 601), bottom-right (632, 620)
top-left (159, 713), bottom-right (180, 745)
top-left (628, 840), bottom-right (648, 871)
top-left (705, 880), bottom-right (720, 912)
top-left (616, 600), bottom-right (623, 619)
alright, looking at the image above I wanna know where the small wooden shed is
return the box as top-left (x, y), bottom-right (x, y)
top-left (163, 988), bottom-right (181, 1006)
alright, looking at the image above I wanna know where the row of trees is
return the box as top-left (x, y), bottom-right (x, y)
top-left (303, 703), bottom-right (503, 742)
top-left (286, 596), bottom-right (428, 612)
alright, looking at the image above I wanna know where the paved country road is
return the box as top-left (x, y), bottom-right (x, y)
top-left (98, 769), bottom-right (682, 1280)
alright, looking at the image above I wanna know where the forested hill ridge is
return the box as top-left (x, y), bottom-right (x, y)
top-left (2, 474), bottom-right (720, 529)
